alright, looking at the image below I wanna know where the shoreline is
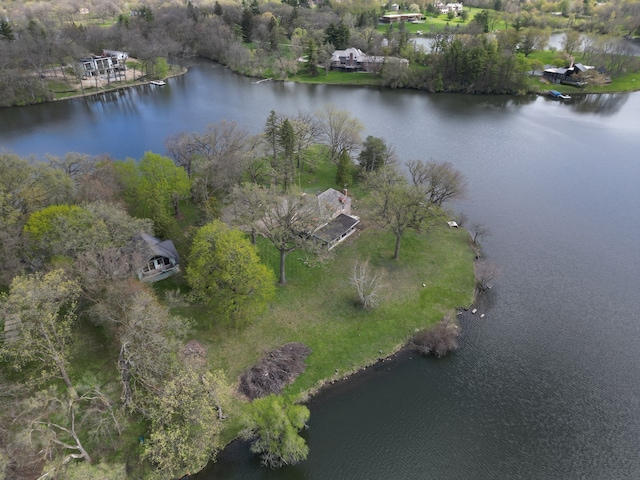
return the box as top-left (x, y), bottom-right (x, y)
top-left (50, 65), bottom-right (188, 102)
top-left (297, 302), bottom-right (475, 402)
top-left (23, 57), bottom-right (640, 108)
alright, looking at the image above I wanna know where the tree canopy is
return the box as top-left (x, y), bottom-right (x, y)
top-left (240, 395), bottom-right (310, 468)
top-left (363, 166), bottom-right (439, 260)
top-left (143, 368), bottom-right (229, 479)
top-left (187, 220), bottom-right (276, 322)
top-left (231, 184), bottom-right (319, 285)
top-left (0, 270), bottom-right (81, 396)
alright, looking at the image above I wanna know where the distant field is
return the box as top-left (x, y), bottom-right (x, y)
top-left (377, 7), bottom-right (503, 34)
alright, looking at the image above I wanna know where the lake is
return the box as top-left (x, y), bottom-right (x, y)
top-left (2, 61), bottom-right (640, 479)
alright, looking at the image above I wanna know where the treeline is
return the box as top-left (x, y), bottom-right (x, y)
top-left (381, 33), bottom-right (530, 93)
top-left (1, 0), bottom-right (639, 105)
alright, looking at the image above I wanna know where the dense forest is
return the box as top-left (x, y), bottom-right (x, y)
top-left (0, 0), bottom-right (639, 105)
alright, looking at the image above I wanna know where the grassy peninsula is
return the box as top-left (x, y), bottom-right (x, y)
top-left (157, 158), bottom-right (476, 439)
top-left (0, 116), bottom-right (475, 478)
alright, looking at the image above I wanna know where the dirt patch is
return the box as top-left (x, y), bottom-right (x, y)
top-left (181, 340), bottom-right (207, 368)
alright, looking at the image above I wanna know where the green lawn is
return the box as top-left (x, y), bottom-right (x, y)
top-left (161, 167), bottom-right (476, 406)
top-left (377, 7), bottom-right (499, 35)
top-left (177, 221), bottom-right (475, 401)
top-left (290, 69), bottom-right (383, 86)
top-left (526, 50), bottom-right (640, 94)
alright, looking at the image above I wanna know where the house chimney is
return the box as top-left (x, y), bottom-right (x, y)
top-left (349, 52), bottom-right (353, 66)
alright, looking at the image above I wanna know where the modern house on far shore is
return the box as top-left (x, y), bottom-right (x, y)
top-left (79, 50), bottom-right (128, 78)
top-left (543, 62), bottom-right (594, 85)
top-left (330, 47), bottom-right (409, 72)
top-left (379, 12), bottom-right (424, 23)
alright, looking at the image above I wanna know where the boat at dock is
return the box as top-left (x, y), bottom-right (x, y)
top-left (548, 90), bottom-right (571, 100)
top-left (150, 80), bottom-right (166, 86)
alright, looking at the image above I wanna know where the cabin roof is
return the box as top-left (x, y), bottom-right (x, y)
top-left (134, 233), bottom-right (179, 262)
top-left (313, 213), bottom-right (360, 243)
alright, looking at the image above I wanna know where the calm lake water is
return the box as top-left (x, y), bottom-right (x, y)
top-left (2, 62), bottom-right (640, 479)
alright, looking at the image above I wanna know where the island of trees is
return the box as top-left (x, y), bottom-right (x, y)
top-left (1, 0), bottom-right (639, 106)
top-left (0, 105), bottom-right (477, 479)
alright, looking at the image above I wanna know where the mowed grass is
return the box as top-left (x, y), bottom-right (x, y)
top-left (377, 7), bottom-right (493, 35)
top-left (289, 69), bottom-right (383, 86)
top-left (188, 220), bottom-right (475, 400)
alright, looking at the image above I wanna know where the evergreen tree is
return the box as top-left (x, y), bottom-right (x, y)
top-left (0, 19), bottom-right (15, 41)
top-left (268, 16), bottom-right (280, 51)
top-left (324, 21), bottom-right (350, 49)
top-left (306, 39), bottom-right (319, 76)
top-left (264, 110), bottom-right (281, 176)
top-left (278, 119), bottom-right (296, 191)
top-left (336, 150), bottom-right (353, 188)
top-left (214, 1), bottom-right (223, 15)
top-left (358, 136), bottom-right (390, 172)
top-left (241, 8), bottom-right (254, 42)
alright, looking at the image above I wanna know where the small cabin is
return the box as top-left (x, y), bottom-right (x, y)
top-left (132, 233), bottom-right (180, 283)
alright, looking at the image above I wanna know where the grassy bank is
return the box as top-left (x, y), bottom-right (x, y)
top-left (214, 224), bottom-right (476, 397)
top-left (157, 163), bottom-right (476, 443)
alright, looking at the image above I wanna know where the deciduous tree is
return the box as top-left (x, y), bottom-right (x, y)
top-left (0, 270), bottom-right (81, 397)
top-left (363, 166), bottom-right (438, 260)
top-left (318, 104), bottom-right (364, 165)
top-left (350, 259), bottom-right (384, 309)
top-left (143, 368), bottom-right (229, 479)
top-left (231, 184), bottom-right (318, 285)
top-left (407, 159), bottom-right (466, 206)
top-left (240, 395), bottom-right (309, 468)
top-left (187, 220), bottom-right (275, 323)
top-left (116, 152), bottom-right (190, 238)
top-left (88, 285), bottom-right (189, 411)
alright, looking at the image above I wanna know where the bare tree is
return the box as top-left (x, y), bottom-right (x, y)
top-left (582, 34), bottom-right (637, 77)
top-left (165, 131), bottom-right (199, 178)
top-left (317, 104), bottom-right (364, 165)
top-left (230, 184), bottom-right (318, 285)
top-left (471, 222), bottom-right (489, 246)
top-left (291, 111), bottom-right (323, 172)
top-left (410, 314), bottom-right (459, 357)
top-left (408, 159), bottom-right (467, 206)
top-left (363, 166), bottom-right (439, 260)
top-left (475, 259), bottom-right (499, 293)
top-left (350, 259), bottom-right (384, 309)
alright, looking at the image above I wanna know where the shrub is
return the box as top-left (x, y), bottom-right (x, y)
top-left (410, 315), bottom-right (459, 357)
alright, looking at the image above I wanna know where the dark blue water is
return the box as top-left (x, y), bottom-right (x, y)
top-left (2, 62), bottom-right (640, 479)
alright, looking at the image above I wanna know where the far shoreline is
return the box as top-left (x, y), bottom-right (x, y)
top-left (20, 56), bottom-right (639, 109)
top-left (50, 65), bottom-right (189, 103)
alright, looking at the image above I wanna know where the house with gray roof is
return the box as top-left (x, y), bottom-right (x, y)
top-left (330, 48), bottom-right (408, 72)
top-left (312, 188), bottom-right (360, 250)
top-left (132, 233), bottom-right (180, 283)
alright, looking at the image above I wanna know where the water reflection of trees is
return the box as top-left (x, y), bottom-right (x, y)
top-left (569, 93), bottom-right (629, 115)
top-left (426, 93), bottom-right (537, 116)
